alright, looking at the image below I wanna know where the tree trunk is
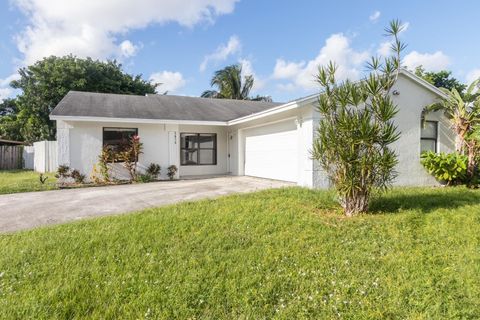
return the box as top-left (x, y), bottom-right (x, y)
top-left (341, 192), bottom-right (369, 217)
top-left (467, 141), bottom-right (476, 182)
top-left (455, 134), bottom-right (465, 154)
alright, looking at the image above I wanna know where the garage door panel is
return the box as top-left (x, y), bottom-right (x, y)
top-left (244, 120), bottom-right (298, 182)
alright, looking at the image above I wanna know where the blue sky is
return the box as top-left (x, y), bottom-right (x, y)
top-left (1, 0), bottom-right (479, 102)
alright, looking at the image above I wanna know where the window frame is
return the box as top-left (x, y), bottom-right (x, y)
top-left (102, 127), bottom-right (138, 163)
top-left (420, 120), bottom-right (438, 154)
top-left (180, 132), bottom-right (217, 166)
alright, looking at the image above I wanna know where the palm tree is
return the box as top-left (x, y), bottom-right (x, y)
top-left (201, 64), bottom-right (271, 101)
top-left (425, 79), bottom-right (480, 153)
top-left (425, 78), bottom-right (480, 181)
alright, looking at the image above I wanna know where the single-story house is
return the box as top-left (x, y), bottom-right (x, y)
top-left (49, 69), bottom-right (455, 188)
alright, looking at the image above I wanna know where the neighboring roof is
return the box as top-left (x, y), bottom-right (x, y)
top-left (0, 139), bottom-right (26, 145)
top-left (50, 91), bottom-right (282, 122)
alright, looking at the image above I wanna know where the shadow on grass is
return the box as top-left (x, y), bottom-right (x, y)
top-left (369, 187), bottom-right (480, 214)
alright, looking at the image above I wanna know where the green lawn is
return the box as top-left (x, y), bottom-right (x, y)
top-left (0, 170), bottom-right (57, 195)
top-left (0, 187), bottom-right (479, 319)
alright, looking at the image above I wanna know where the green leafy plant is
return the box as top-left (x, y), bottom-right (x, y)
top-left (136, 174), bottom-right (154, 183)
top-left (55, 165), bottom-right (70, 179)
top-left (70, 169), bottom-right (86, 184)
top-left (311, 20), bottom-right (405, 216)
top-left (39, 174), bottom-right (48, 185)
top-left (423, 77), bottom-right (480, 183)
top-left (201, 64), bottom-right (271, 101)
top-left (167, 165), bottom-right (178, 180)
top-left (146, 163), bottom-right (161, 179)
top-left (120, 135), bottom-right (143, 181)
top-left (421, 151), bottom-right (468, 185)
top-left (56, 164), bottom-right (87, 185)
top-left (97, 146), bottom-right (114, 183)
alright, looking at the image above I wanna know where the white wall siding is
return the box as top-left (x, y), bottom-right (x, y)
top-left (311, 73), bottom-right (456, 188)
top-left (23, 146), bottom-right (34, 170)
top-left (33, 141), bottom-right (58, 173)
top-left (67, 121), bottom-right (179, 180)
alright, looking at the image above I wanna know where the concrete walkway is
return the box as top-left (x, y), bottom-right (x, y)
top-left (0, 176), bottom-right (292, 233)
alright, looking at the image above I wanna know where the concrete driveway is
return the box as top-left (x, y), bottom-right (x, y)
top-left (0, 176), bottom-right (292, 233)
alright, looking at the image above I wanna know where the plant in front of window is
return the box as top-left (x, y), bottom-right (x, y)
top-left (119, 135), bottom-right (143, 182)
top-left (423, 77), bottom-right (480, 185)
top-left (311, 20), bottom-right (405, 216)
top-left (167, 165), bottom-right (178, 180)
top-left (95, 145), bottom-right (116, 183)
top-left (420, 151), bottom-right (468, 185)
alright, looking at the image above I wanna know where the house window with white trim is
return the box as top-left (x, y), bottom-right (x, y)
top-left (420, 121), bottom-right (438, 153)
top-left (180, 133), bottom-right (217, 165)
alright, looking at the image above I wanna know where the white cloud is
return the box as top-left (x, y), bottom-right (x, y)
top-left (119, 40), bottom-right (140, 58)
top-left (377, 41), bottom-right (392, 57)
top-left (400, 22), bottom-right (410, 33)
top-left (272, 33), bottom-right (370, 91)
top-left (12, 0), bottom-right (239, 65)
top-left (239, 58), bottom-right (265, 91)
top-left (466, 69), bottom-right (480, 84)
top-left (273, 59), bottom-right (305, 80)
top-left (200, 35), bottom-right (241, 71)
top-left (0, 74), bottom-right (20, 87)
top-left (149, 71), bottom-right (186, 93)
top-left (403, 51), bottom-right (450, 71)
top-left (369, 11), bottom-right (381, 22)
top-left (0, 88), bottom-right (13, 101)
top-left (0, 74), bottom-right (21, 101)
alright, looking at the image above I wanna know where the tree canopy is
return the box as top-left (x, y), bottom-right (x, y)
top-left (414, 66), bottom-right (467, 93)
top-left (0, 55), bottom-right (157, 142)
top-left (201, 64), bottom-right (271, 101)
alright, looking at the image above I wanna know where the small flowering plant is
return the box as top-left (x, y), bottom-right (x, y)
top-left (120, 135), bottom-right (144, 181)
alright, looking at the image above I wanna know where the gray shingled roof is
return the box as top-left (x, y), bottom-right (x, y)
top-left (50, 91), bottom-right (283, 122)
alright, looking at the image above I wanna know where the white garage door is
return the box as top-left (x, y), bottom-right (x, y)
top-left (244, 120), bottom-right (298, 182)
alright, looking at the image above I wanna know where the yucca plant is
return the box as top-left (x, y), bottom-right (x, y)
top-left (312, 20), bottom-right (405, 216)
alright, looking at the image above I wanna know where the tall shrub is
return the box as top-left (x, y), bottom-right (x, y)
top-left (312, 20), bottom-right (405, 216)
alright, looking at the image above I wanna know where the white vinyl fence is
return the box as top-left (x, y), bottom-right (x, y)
top-left (23, 146), bottom-right (35, 170)
top-left (33, 141), bottom-right (58, 173)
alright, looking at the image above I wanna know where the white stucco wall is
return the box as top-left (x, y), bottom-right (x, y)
top-left (63, 121), bottom-right (179, 180)
top-left (311, 73), bottom-right (456, 188)
top-left (389, 74), bottom-right (454, 186)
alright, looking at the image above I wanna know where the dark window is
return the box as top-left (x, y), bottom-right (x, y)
top-left (103, 127), bottom-right (138, 162)
top-left (421, 121), bottom-right (438, 153)
top-left (180, 133), bottom-right (217, 165)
